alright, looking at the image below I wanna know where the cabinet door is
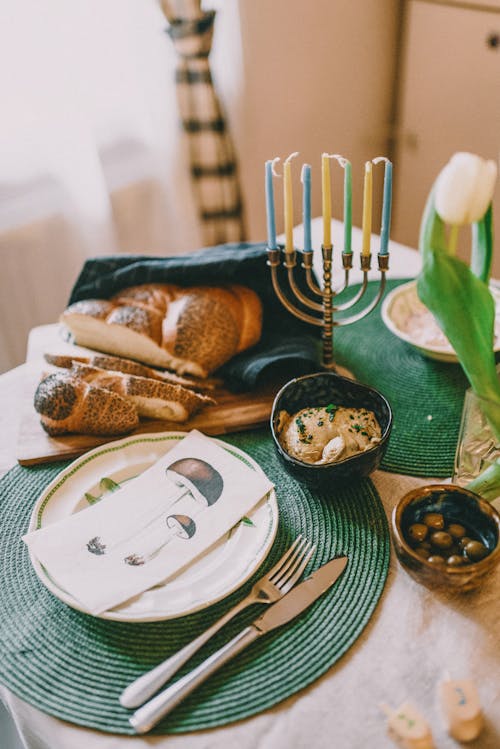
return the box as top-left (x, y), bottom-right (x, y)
top-left (393, 1), bottom-right (500, 271)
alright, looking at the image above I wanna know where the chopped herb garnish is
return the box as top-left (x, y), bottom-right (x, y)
top-left (361, 431), bottom-right (368, 436)
top-left (325, 403), bottom-right (337, 413)
top-left (317, 420), bottom-right (324, 427)
top-left (295, 416), bottom-right (306, 434)
top-left (353, 423), bottom-right (362, 432)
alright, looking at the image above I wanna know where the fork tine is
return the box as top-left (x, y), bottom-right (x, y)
top-left (279, 544), bottom-right (316, 594)
top-left (264, 535), bottom-right (303, 580)
top-left (271, 538), bottom-right (312, 588)
top-left (268, 536), bottom-right (308, 585)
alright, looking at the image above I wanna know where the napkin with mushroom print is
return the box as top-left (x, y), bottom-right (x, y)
top-left (23, 431), bottom-right (273, 615)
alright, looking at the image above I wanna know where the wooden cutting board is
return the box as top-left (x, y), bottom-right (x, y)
top-left (16, 379), bottom-right (281, 467)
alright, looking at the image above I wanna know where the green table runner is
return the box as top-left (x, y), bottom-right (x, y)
top-left (335, 278), bottom-right (469, 477)
top-left (0, 430), bottom-right (389, 735)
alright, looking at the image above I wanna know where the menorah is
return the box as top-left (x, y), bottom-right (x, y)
top-left (265, 153), bottom-right (392, 371)
top-left (266, 245), bottom-right (389, 370)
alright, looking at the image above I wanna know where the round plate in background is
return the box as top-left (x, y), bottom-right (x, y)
top-left (381, 280), bottom-right (500, 362)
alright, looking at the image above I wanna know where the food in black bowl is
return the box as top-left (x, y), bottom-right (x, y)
top-left (391, 484), bottom-right (500, 592)
top-left (270, 371), bottom-right (393, 488)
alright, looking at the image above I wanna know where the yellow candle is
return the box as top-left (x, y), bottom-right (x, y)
top-left (361, 160), bottom-right (373, 256)
top-left (322, 153), bottom-right (332, 248)
top-left (284, 152), bottom-right (298, 252)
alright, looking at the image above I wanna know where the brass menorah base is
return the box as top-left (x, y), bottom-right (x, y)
top-left (267, 246), bottom-right (389, 372)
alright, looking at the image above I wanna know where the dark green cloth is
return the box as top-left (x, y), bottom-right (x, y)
top-left (0, 430), bottom-right (389, 734)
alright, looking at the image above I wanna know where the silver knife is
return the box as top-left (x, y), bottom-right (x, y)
top-left (129, 555), bottom-right (348, 734)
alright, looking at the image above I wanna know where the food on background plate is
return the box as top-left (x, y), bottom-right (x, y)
top-left (60, 283), bottom-right (263, 378)
top-left (276, 404), bottom-right (382, 464)
top-left (44, 353), bottom-right (220, 392)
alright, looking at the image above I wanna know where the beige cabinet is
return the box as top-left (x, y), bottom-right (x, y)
top-left (393, 0), bottom-right (500, 272)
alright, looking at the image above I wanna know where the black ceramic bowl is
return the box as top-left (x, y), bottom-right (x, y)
top-left (392, 484), bottom-right (500, 592)
top-left (270, 371), bottom-right (393, 488)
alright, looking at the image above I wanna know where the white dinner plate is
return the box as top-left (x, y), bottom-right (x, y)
top-left (27, 432), bottom-right (279, 622)
top-left (381, 280), bottom-right (500, 363)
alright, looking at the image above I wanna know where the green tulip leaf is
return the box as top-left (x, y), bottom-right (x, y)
top-left (471, 204), bottom-right (493, 283)
top-left (417, 250), bottom-right (499, 411)
top-left (419, 188), bottom-right (447, 263)
top-left (418, 196), bottom-right (500, 452)
top-left (466, 459), bottom-right (500, 502)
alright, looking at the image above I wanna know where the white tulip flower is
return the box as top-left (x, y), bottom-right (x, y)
top-left (434, 152), bottom-right (497, 226)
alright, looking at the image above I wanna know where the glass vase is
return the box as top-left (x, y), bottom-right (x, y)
top-left (453, 388), bottom-right (500, 496)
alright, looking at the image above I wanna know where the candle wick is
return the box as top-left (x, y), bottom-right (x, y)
top-left (284, 151), bottom-right (299, 165)
top-left (271, 156), bottom-right (282, 178)
top-left (372, 156), bottom-right (391, 165)
top-left (331, 154), bottom-right (351, 169)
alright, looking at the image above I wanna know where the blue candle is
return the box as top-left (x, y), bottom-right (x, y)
top-left (379, 159), bottom-right (392, 255)
top-left (265, 160), bottom-right (278, 249)
top-left (301, 163), bottom-right (312, 252)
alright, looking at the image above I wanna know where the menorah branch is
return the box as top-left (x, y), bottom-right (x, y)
top-left (266, 247), bottom-right (389, 370)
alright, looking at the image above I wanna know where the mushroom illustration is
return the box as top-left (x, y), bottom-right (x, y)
top-left (166, 514), bottom-right (197, 539)
top-left (166, 458), bottom-right (224, 506)
top-left (86, 536), bottom-right (106, 555)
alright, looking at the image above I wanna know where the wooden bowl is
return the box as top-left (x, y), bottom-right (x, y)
top-left (391, 484), bottom-right (500, 592)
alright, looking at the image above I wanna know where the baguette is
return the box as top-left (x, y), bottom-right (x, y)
top-left (61, 283), bottom-right (262, 378)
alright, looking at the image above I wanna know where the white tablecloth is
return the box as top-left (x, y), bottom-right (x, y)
top-left (2, 227), bottom-right (500, 749)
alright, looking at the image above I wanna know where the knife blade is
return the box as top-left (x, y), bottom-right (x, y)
top-left (129, 554), bottom-right (348, 734)
top-left (252, 554), bottom-right (348, 634)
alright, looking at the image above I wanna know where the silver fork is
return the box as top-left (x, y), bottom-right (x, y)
top-left (120, 535), bottom-right (315, 709)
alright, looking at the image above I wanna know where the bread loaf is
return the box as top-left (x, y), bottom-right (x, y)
top-left (34, 372), bottom-right (139, 436)
top-left (70, 363), bottom-right (214, 422)
top-left (61, 283), bottom-right (262, 378)
top-left (43, 353), bottom-right (220, 392)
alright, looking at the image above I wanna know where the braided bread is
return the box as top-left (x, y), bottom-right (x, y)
top-left (61, 283), bottom-right (262, 378)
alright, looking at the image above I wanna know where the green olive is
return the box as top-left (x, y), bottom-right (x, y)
top-left (458, 536), bottom-right (472, 551)
top-left (407, 523), bottom-right (429, 543)
top-left (447, 523), bottom-right (467, 539)
top-left (430, 531), bottom-right (453, 550)
top-left (428, 555), bottom-right (446, 566)
top-left (414, 546), bottom-right (430, 559)
top-left (423, 513), bottom-right (444, 530)
top-left (464, 540), bottom-right (489, 562)
top-left (446, 555), bottom-right (464, 567)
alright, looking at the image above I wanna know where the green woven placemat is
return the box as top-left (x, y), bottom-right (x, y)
top-left (0, 430), bottom-right (389, 735)
top-left (334, 278), bottom-right (469, 477)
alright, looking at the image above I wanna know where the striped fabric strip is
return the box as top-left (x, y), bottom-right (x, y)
top-left (161, 0), bottom-right (246, 245)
